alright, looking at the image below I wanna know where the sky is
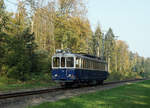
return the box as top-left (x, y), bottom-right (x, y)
top-left (87, 0), bottom-right (150, 58)
top-left (5, 0), bottom-right (150, 58)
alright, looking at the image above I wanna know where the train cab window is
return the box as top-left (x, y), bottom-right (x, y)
top-left (53, 57), bottom-right (60, 67)
top-left (66, 57), bottom-right (74, 67)
top-left (61, 57), bottom-right (65, 67)
top-left (76, 57), bottom-right (80, 68)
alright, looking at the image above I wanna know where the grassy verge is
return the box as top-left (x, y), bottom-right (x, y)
top-left (28, 80), bottom-right (150, 108)
top-left (0, 74), bottom-right (56, 92)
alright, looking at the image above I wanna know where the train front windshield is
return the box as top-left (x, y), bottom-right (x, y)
top-left (53, 57), bottom-right (74, 68)
top-left (53, 57), bottom-right (60, 67)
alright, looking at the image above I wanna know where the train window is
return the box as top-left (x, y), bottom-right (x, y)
top-left (91, 60), bottom-right (93, 69)
top-left (99, 63), bottom-right (101, 70)
top-left (53, 57), bottom-right (60, 67)
top-left (86, 59), bottom-right (88, 68)
top-left (66, 57), bottom-right (74, 67)
top-left (101, 63), bottom-right (103, 70)
top-left (85, 59), bottom-right (87, 68)
top-left (84, 59), bottom-right (85, 68)
top-left (76, 57), bottom-right (80, 68)
top-left (89, 60), bottom-right (91, 69)
top-left (100, 63), bottom-right (101, 70)
top-left (96, 62), bottom-right (98, 69)
top-left (83, 59), bottom-right (86, 68)
top-left (102, 64), bottom-right (105, 70)
top-left (92, 61), bottom-right (94, 69)
top-left (98, 62), bottom-right (100, 70)
top-left (87, 60), bottom-right (89, 69)
top-left (81, 59), bottom-right (83, 68)
top-left (61, 57), bottom-right (65, 67)
top-left (82, 59), bottom-right (84, 68)
top-left (91, 61), bottom-right (93, 69)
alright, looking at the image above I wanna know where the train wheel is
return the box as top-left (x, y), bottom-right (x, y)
top-left (100, 80), bottom-right (104, 85)
top-left (87, 81), bottom-right (93, 86)
top-left (96, 80), bottom-right (104, 85)
top-left (64, 82), bottom-right (72, 88)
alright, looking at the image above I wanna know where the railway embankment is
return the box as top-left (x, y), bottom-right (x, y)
top-left (28, 79), bottom-right (150, 108)
top-left (0, 79), bottom-right (148, 108)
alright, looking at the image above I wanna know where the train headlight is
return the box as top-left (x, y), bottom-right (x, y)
top-left (68, 74), bottom-right (72, 77)
top-left (54, 74), bottom-right (58, 77)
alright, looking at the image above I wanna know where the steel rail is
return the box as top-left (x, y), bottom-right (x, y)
top-left (0, 87), bottom-right (62, 100)
top-left (104, 78), bottom-right (145, 85)
top-left (0, 78), bottom-right (146, 100)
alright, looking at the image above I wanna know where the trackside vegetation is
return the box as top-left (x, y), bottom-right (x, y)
top-left (0, 74), bottom-right (56, 92)
top-left (28, 80), bottom-right (150, 108)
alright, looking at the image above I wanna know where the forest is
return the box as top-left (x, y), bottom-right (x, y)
top-left (0, 0), bottom-right (150, 83)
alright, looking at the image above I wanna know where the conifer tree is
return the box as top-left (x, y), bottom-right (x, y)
top-left (104, 28), bottom-right (116, 72)
top-left (94, 24), bottom-right (103, 57)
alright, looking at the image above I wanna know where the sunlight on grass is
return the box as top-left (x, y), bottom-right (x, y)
top-left (28, 80), bottom-right (150, 108)
top-left (0, 80), bottom-right (56, 92)
top-left (0, 82), bottom-right (5, 86)
top-left (95, 100), bottom-right (106, 104)
top-left (140, 84), bottom-right (150, 88)
top-left (132, 101), bottom-right (147, 105)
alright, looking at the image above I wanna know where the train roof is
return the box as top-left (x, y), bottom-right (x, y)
top-left (74, 53), bottom-right (103, 60)
top-left (52, 52), bottom-right (106, 62)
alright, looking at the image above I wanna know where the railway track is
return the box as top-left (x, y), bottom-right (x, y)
top-left (0, 87), bottom-right (62, 100)
top-left (0, 78), bottom-right (145, 100)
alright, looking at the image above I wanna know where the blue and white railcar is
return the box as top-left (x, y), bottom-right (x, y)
top-left (52, 50), bottom-right (109, 86)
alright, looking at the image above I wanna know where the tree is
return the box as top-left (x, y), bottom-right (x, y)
top-left (92, 24), bottom-right (103, 56)
top-left (144, 58), bottom-right (150, 78)
top-left (0, 0), bottom-right (9, 74)
top-left (51, 0), bottom-right (91, 53)
top-left (91, 33), bottom-right (97, 56)
top-left (104, 28), bottom-right (116, 72)
top-left (115, 40), bottom-right (131, 79)
top-left (0, 0), bottom-right (8, 31)
top-left (5, 28), bottom-right (36, 81)
top-left (29, 1), bottom-right (55, 57)
top-left (5, 0), bottom-right (28, 36)
top-left (0, 1), bottom-right (37, 81)
top-left (58, 0), bottom-right (87, 17)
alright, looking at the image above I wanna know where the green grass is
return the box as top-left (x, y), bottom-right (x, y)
top-left (28, 80), bottom-right (150, 108)
top-left (0, 75), bottom-right (56, 92)
top-left (0, 81), bottom-right (56, 92)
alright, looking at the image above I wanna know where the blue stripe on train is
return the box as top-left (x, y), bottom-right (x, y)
top-left (52, 69), bottom-right (109, 82)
